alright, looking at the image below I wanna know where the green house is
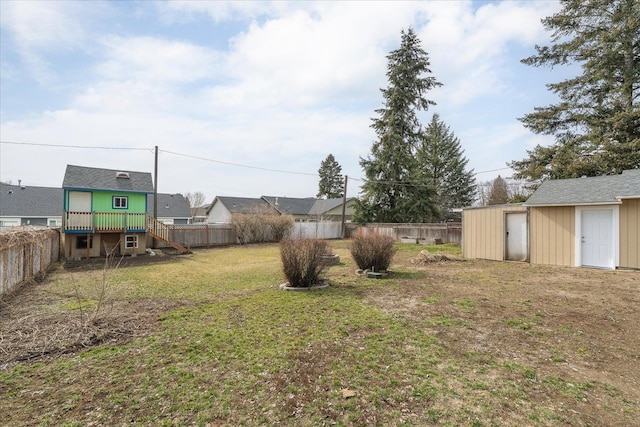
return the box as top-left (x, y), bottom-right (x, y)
top-left (62, 165), bottom-right (159, 258)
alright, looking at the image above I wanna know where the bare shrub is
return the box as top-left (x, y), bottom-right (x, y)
top-left (269, 214), bottom-right (294, 242)
top-left (350, 232), bottom-right (397, 271)
top-left (280, 238), bottom-right (328, 287)
top-left (231, 205), bottom-right (293, 244)
top-left (74, 242), bottom-right (122, 327)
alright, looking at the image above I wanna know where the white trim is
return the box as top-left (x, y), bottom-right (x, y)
top-left (125, 234), bottom-right (138, 249)
top-left (526, 201), bottom-right (620, 208)
top-left (575, 205), bottom-right (619, 269)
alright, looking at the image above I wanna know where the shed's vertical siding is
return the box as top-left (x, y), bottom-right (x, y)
top-left (462, 205), bottom-right (526, 261)
top-left (529, 206), bottom-right (575, 267)
top-left (620, 198), bottom-right (640, 269)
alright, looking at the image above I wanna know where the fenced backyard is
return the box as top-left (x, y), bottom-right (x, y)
top-left (0, 222), bottom-right (462, 297)
top-left (1, 242), bottom-right (637, 425)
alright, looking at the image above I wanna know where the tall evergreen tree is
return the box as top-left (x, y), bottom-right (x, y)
top-left (510, 0), bottom-right (640, 181)
top-left (316, 154), bottom-right (344, 199)
top-left (356, 28), bottom-right (442, 223)
top-left (488, 176), bottom-right (509, 205)
top-left (416, 114), bottom-right (476, 220)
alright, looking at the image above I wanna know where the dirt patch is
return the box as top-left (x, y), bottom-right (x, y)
top-left (365, 260), bottom-right (640, 425)
top-left (0, 265), bottom-right (188, 369)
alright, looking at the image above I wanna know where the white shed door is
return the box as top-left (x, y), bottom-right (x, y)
top-left (581, 209), bottom-right (613, 268)
top-left (505, 212), bottom-right (528, 261)
top-left (68, 191), bottom-right (92, 212)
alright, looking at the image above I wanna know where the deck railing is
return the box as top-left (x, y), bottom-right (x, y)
top-left (146, 215), bottom-right (169, 241)
top-left (63, 211), bottom-right (147, 232)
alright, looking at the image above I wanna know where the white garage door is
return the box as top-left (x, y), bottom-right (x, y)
top-left (581, 209), bottom-right (613, 269)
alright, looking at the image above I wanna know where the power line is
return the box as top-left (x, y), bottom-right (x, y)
top-left (2, 139), bottom-right (514, 185)
top-left (159, 149), bottom-right (319, 177)
top-left (473, 167), bottom-right (512, 175)
top-left (0, 140), bottom-right (152, 151)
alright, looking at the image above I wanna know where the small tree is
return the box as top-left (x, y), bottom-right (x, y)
top-left (488, 176), bottom-right (509, 205)
top-left (280, 238), bottom-right (329, 288)
top-left (184, 191), bottom-right (206, 208)
top-left (317, 154), bottom-right (344, 199)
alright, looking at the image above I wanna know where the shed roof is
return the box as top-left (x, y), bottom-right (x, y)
top-left (63, 165), bottom-right (154, 193)
top-left (147, 193), bottom-right (192, 218)
top-left (524, 169), bottom-right (640, 206)
top-left (0, 183), bottom-right (63, 217)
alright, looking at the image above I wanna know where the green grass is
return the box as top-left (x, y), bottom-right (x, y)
top-left (1, 241), bottom-right (636, 426)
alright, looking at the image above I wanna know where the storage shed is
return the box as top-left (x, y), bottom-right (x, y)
top-left (463, 169), bottom-right (640, 269)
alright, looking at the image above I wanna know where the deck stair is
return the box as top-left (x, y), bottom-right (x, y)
top-left (146, 215), bottom-right (190, 254)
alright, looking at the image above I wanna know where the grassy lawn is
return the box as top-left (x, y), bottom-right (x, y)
top-left (1, 241), bottom-right (638, 426)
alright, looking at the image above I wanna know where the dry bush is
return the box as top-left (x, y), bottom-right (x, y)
top-left (231, 205), bottom-right (293, 244)
top-left (280, 238), bottom-right (328, 287)
top-left (350, 232), bottom-right (397, 272)
top-left (412, 249), bottom-right (461, 264)
top-left (0, 226), bottom-right (57, 250)
top-left (269, 214), bottom-right (294, 242)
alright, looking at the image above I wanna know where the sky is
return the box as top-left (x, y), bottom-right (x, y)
top-left (0, 0), bottom-right (566, 204)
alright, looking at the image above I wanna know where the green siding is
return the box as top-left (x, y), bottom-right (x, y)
top-left (92, 191), bottom-right (147, 213)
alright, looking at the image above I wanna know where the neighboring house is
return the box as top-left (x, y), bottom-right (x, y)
top-left (147, 193), bottom-right (192, 225)
top-left (262, 196), bottom-right (356, 222)
top-left (62, 165), bottom-right (187, 258)
top-left (308, 197), bottom-right (357, 222)
top-left (0, 182), bottom-right (63, 227)
top-left (206, 195), bottom-right (356, 223)
top-left (462, 169), bottom-right (640, 269)
top-left (206, 196), bottom-right (276, 223)
top-left (191, 203), bottom-right (211, 223)
top-left (262, 196), bottom-right (317, 222)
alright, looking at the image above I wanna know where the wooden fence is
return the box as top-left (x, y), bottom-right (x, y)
top-left (345, 223), bottom-right (462, 245)
top-left (0, 228), bottom-right (60, 297)
top-left (148, 221), bottom-right (461, 249)
top-left (148, 224), bottom-right (237, 249)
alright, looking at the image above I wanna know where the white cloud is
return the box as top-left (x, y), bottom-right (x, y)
top-left (421, 0), bottom-right (560, 105)
top-left (0, 0), bottom-right (108, 83)
top-left (160, 0), bottom-right (276, 23)
top-left (1, 0), bottom-right (564, 200)
top-left (97, 36), bottom-right (222, 84)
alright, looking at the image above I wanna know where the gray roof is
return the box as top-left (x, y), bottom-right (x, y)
top-left (147, 193), bottom-right (192, 218)
top-left (309, 198), bottom-right (352, 215)
top-left (0, 183), bottom-right (63, 217)
top-left (262, 196), bottom-right (317, 215)
top-left (525, 169), bottom-right (640, 206)
top-left (209, 196), bottom-right (275, 214)
top-left (63, 165), bottom-right (154, 193)
top-left (208, 195), bottom-right (353, 216)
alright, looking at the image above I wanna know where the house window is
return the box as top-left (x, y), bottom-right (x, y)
top-left (125, 235), bottom-right (138, 249)
top-left (113, 196), bottom-right (128, 209)
top-left (76, 236), bottom-right (93, 249)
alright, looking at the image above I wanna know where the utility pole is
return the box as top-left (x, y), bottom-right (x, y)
top-left (154, 145), bottom-right (158, 219)
top-left (341, 175), bottom-right (348, 238)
